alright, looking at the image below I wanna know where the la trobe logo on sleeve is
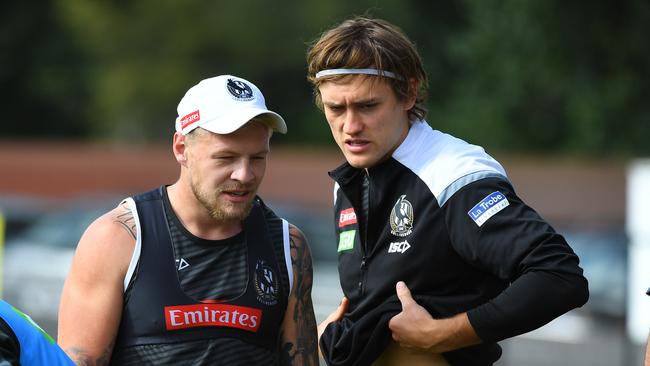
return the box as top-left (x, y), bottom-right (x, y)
top-left (468, 191), bottom-right (510, 227)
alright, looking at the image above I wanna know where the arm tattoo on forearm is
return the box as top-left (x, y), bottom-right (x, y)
top-left (97, 344), bottom-right (112, 366)
top-left (279, 330), bottom-right (295, 365)
top-left (280, 227), bottom-right (318, 365)
top-left (66, 342), bottom-right (113, 366)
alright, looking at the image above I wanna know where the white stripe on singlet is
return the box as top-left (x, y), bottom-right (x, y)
top-left (282, 219), bottom-right (294, 295)
top-left (123, 197), bottom-right (142, 292)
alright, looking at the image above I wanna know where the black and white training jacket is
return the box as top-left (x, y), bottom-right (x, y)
top-left (323, 121), bottom-right (589, 366)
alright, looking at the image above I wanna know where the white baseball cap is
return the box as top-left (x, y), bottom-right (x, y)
top-left (175, 75), bottom-right (287, 135)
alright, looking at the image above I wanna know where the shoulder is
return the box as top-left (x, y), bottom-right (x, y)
top-left (85, 201), bottom-right (136, 245)
top-left (287, 223), bottom-right (313, 267)
top-left (286, 223), bottom-right (314, 298)
top-left (287, 224), bottom-right (310, 252)
top-left (255, 197), bottom-right (283, 222)
top-left (393, 122), bottom-right (508, 206)
top-left (73, 201), bottom-right (136, 277)
top-left (255, 199), bottom-right (312, 264)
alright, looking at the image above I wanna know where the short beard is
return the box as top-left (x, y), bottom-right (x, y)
top-left (191, 182), bottom-right (254, 223)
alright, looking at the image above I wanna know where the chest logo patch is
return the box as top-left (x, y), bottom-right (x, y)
top-left (338, 207), bottom-right (357, 227)
top-left (390, 195), bottom-right (414, 237)
top-left (388, 240), bottom-right (411, 254)
top-left (165, 304), bottom-right (261, 332)
top-left (175, 258), bottom-right (190, 271)
top-left (468, 191), bottom-right (510, 227)
top-left (338, 230), bottom-right (356, 252)
top-left (254, 259), bottom-right (278, 306)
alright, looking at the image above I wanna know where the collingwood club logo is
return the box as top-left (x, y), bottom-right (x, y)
top-left (390, 195), bottom-right (414, 237)
top-left (254, 259), bottom-right (278, 306)
top-left (226, 78), bottom-right (254, 101)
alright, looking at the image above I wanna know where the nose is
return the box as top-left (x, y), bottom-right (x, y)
top-left (342, 110), bottom-right (363, 135)
top-left (231, 159), bottom-right (255, 184)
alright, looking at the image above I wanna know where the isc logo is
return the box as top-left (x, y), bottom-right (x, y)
top-left (387, 240), bottom-right (411, 254)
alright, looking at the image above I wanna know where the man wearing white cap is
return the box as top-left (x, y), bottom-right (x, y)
top-left (58, 75), bottom-right (318, 365)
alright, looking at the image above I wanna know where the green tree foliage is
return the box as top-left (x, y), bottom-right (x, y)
top-left (2, 0), bottom-right (649, 155)
top-left (0, 1), bottom-right (90, 138)
top-left (52, 0), bottom-right (354, 142)
top-left (437, 0), bottom-right (650, 156)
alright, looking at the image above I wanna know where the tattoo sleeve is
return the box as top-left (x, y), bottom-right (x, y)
top-left (66, 341), bottom-right (113, 366)
top-left (280, 225), bottom-right (318, 365)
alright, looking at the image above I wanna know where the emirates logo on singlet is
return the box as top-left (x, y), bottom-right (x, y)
top-left (165, 304), bottom-right (261, 332)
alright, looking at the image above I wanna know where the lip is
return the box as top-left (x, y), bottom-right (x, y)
top-left (344, 138), bottom-right (370, 154)
top-left (221, 190), bottom-right (252, 203)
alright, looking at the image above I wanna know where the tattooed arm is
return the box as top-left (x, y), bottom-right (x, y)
top-left (58, 202), bottom-right (136, 365)
top-left (279, 224), bottom-right (319, 366)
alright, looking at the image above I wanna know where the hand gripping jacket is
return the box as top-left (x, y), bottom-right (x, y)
top-left (320, 122), bottom-right (588, 366)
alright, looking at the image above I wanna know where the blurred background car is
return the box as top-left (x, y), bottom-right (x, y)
top-left (1, 196), bottom-right (119, 336)
top-left (0, 194), bottom-right (53, 241)
top-left (567, 229), bottom-right (628, 319)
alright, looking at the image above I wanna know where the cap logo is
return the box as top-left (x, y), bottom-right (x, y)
top-left (180, 110), bottom-right (201, 129)
top-left (226, 79), bottom-right (254, 101)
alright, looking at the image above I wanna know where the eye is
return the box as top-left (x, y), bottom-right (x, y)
top-left (361, 102), bottom-right (378, 110)
top-left (327, 105), bottom-right (344, 113)
top-left (214, 155), bottom-right (234, 161)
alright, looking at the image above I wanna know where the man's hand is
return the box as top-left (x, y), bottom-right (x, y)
top-left (317, 297), bottom-right (349, 342)
top-left (388, 281), bottom-right (436, 349)
top-left (388, 281), bottom-right (482, 353)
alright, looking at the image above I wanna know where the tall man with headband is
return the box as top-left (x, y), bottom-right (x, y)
top-left (58, 75), bottom-right (318, 365)
top-left (307, 17), bottom-right (589, 365)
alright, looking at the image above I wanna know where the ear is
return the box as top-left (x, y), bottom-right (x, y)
top-left (172, 132), bottom-right (188, 166)
top-left (404, 78), bottom-right (418, 110)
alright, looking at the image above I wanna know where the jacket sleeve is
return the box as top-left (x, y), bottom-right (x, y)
top-left (0, 317), bottom-right (20, 366)
top-left (443, 177), bottom-right (589, 342)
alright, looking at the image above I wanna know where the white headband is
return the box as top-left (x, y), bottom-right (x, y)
top-left (315, 68), bottom-right (403, 80)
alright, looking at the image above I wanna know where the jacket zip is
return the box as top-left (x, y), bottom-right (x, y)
top-left (359, 171), bottom-right (371, 296)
